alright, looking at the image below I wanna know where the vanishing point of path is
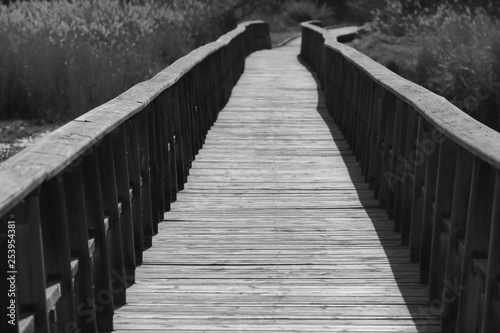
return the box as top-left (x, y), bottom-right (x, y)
top-left (112, 37), bottom-right (438, 332)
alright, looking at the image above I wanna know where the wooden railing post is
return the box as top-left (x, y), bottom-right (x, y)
top-left (409, 116), bottom-right (427, 262)
top-left (97, 138), bottom-right (127, 306)
top-left (39, 176), bottom-right (75, 331)
top-left (418, 123), bottom-right (440, 283)
top-left (16, 192), bottom-right (50, 332)
top-left (111, 128), bottom-right (136, 285)
top-left (482, 168), bottom-right (500, 332)
top-left (64, 165), bottom-right (100, 332)
top-left (171, 84), bottom-right (187, 191)
top-left (442, 147), bottom-right (474, 332)
top-left (388, 99), bottom-right (407, 227)
top-left (80, 151), bottom-right (115, 332)
top-left (428, 139), bottom-right (457, 300)
top-left (138, 110), bottom-right (155, 247)
top-left (125, 117), bottom-right (145, 264)
top-left (400, 107), bottom-right (418, 245)
top-left (156, 92), bottom-right (173, 212)
top-left (456, 158), bottom-right (495, 332)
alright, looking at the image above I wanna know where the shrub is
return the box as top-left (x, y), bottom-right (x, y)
top-left (342, 0), bottom-right (386, 23)
top-left (285, 0), bottom-right (335, 25)
top-left (367, 0), bottom-right (427, 36)
top-left (415, 7), bottom-right (500, 129)
top-left (357, 1), bottom-right (500, 130)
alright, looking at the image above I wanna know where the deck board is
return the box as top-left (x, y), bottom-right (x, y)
top-left (112, 38), bottom-right (438, 332)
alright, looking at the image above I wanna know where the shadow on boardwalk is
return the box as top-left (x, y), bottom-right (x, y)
top-left (299, 56), bottom-right (437, 332)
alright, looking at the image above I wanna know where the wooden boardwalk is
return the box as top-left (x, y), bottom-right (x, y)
top-left (112, 38), bottom-right (438, 332)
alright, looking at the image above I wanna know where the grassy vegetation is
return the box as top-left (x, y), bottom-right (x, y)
top-left (0, 0), bottom-right (198, 122)
top-left (350, 0), bottom-right (500, 131)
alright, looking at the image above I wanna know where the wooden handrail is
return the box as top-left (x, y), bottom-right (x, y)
top-left (0, 21), bottom-right (270, 333)
top-left (301, 21), bottom-right (500, 332)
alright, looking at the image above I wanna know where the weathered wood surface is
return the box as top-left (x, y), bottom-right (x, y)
top-left (113, 38), bottom-right (438, 332)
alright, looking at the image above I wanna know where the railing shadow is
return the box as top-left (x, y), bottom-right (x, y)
top-left (298, 56), bottom-right (433, 332)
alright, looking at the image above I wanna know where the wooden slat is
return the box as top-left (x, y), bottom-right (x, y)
top-left (112, 36), bottom-right (437, 332)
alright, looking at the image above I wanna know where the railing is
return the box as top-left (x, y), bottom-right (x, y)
top-left (301, 21), bottom-right (500, 332)
top-left (0, 21), bottom-right (270, 333)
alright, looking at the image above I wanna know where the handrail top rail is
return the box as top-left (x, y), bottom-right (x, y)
top-left (0, 20), bottom-right (269, 217)
top-left (302, 21), bottom-right (500, 169)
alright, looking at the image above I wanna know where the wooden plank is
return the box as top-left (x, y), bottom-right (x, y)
top-left (113, 37), bottom-right (436, 332)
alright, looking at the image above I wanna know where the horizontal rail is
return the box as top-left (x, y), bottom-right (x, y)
top-left (0, 21), bottom-right (270, 333)
top-left (301, 21), bottom-right (500, 332)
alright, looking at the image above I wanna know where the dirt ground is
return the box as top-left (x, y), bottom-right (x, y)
top-left (0, 120), bottom-right (61, 162)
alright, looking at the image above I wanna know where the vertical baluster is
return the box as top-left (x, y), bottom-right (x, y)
top-left (194, 65), bottom-right (203, 148)
top-left (65, 166), bottom-right (99, 332)
top-left (97, 138), bottom-right (127, 306)
top-left (125, 118), bottom-right (145, 264)
top-left (400, 108), bottom-right (418, 245)
top-left (146, 103), bottom-right (163, 230)
top-left (154, 98), bottom-right (167, 217)
top-left (354, 73), bottom-right (367, 161)
top-left (15, 191), bottom-right (50, 332)
top-left (347, 68), bottom-right (358, 149)
top-left (481, 168), bottom-right (500, 332)
top-left (428, 138), bottom-right (456, 301)
top-left (372, 86), bottom-right (388, 198)
top-left (172, 84), bottom-right (186, 191)
top-left (111, 127), bottom-right (136, 285)
top-left (339, 58), bottom-right (349, 130)
top-left (208, 55), bottom-right (218, 127)
top-left (165, 90), bottom-right (179, 201)
top-left (81, 152), bottom-right (114, 331)
top-left (409, 116), bottom-right (426, 261)
top-left (210, 54), bottom-right (220, 121)
top-left (456, 158), bottom-right (495, 332)
top-left (388, 98), bottom-right (408, 228)
top-left (418, 123), bottom-right (440, 283)
top-left (361, 80), bottom-right (375, 180)
top-left (179, 78), bottom-right (194, 172)
top-left (367, 86), bottom-right (383, 190)
top-left (138, 110), bottom-right (154, 247)
top-left (342, 63), bottom-right (353, 139)
top-left (157, 92), bottom-right (172, 211)
top-left (378, 93), bottom-right (396, 208)
top-left (39, 176), bottom-right (75, 331)
top-left (441, 147), bottom-right (473, 332)
top-left (185, 72), bottom-right (197, 159)
top-left (198, 64), bottom-right (208, 144)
